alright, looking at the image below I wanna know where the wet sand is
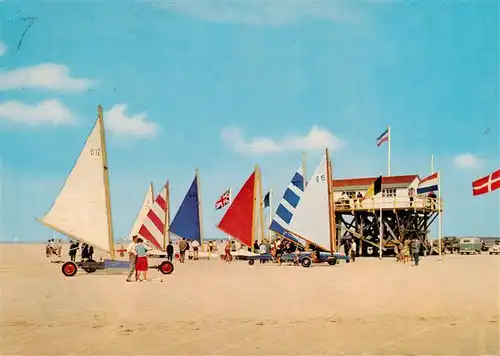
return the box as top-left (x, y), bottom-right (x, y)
top-left (1, 244), bottom-right (499, 355)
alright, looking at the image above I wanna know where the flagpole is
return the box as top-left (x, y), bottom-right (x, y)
top-left (379, 205), bottom-right (383, 259)
top-left (438, 170), bottom-right (442, 260)
top-left (388, 126), bottom-right (391, 177)
top-left (431, 154), bottom-right (435, 173)
top-left (268, 189), bottom-right (273, 241)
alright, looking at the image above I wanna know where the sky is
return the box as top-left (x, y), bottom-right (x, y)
top-left (0, 0), bottom-right (498, 242)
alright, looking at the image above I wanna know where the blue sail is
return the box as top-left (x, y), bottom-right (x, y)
top-left (169, 175), bottom-right (201, 242)
top-left (269, 166), bottom-right (305, 243)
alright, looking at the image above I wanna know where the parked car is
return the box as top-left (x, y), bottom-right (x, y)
top-left (488, 244), bottom-right (500, 255)
top-left (459, 238), bottom-right (482, 254)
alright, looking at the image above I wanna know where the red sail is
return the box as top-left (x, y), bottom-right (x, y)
top-left (217, 171), bottom-right (256, 247)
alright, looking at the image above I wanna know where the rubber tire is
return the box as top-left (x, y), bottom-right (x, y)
top-left (174, 252), bottom-right (181, 261)
top-left (301, 257), bottom-right (312, 268)
top-left (366, 246), bottom-right (375, 256)
top-left (159, 261), bottom-right (174, 275)
top-left (62, 261), bottom-right (78, 277)
top-left (327, 257), bottom-right (337, 266)
top-left (83, 259), bottom-right (97, 273)
top-left (248, 259), bottom-right (255, 266)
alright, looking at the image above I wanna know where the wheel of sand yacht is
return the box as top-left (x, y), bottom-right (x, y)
top-left (174, 252), bottom-right (180, 261)
top-left (159, 261), bottom-right (174, 275)
top-left (366, 246), bottom-right (375, 256)
top-left (61, 261), bottom-right (78, 277)
top-left (327, 257), bottom-right (337, 266)
top-left (301, 257), bottom-right (312, 268)
top-left (82, 259), bottom-right (97, 273)
top-left (248, 259), bottom-right (255, 265)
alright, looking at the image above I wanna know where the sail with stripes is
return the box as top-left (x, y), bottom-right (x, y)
top-left (137, 183), bottom-right (168, 250)
top-left (269, 165), bottom-right (305, 243)
top-left (169, 171), bottom-right (203, 243)
top-left (128, 183), bottom-right (154, 241)
top-left (287, 154), bottom-right (331, 251)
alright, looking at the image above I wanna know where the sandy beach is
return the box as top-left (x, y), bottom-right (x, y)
top-left (1, 244), bottom-right (499, 355)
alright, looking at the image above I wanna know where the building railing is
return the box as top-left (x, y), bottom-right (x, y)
top-left (334, 195), bottom-right (443, 212)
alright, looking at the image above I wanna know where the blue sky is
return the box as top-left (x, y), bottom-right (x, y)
top-left (0, 0), bottom-right (498, 242)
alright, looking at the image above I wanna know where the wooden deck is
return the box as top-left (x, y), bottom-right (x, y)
top-left (334, 196), bottom-right (442, 213)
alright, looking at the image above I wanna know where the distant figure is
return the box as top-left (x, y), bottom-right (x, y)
top-left (191, 239), bottom-right (200, 260)
top-left (428, 192), bottom-right (437, 209)
top-left (408, 187), bottom-right (415, 207)
top-left (314, 245), bottom-right (322, 262)
top-left (351, 239), bottom-right (357, 262)
top-left (134, 238), bottom-right (150, 282)
top-left (343, 238), bottom-right (351, 257)
top-left (178, 238), bottom-right (188, 263)
top-left (166, 241), bottom-right (174, 261)
top-left (81, 244), bottom-right (89, 260)
top-left (403, 240), bottom-right (410, 263)
top-left (356, 192), bottom-right (363, 208)
top-left (88, 245), bottom-right (94, 260)
top-left (259, 241), bottom-right (268, 264)
top-left (126, 235), bottom-right (138, 282)
top-left (207, 241), bottom-right (214, 260)
top-left (231, 240), bottom-right (236, 252)
top-left (69, 241), bottom-right (78, 261)
top-left (45, 240), bottom-right (52, 258)
top-left (224, 240), bottom-right (232, 263)
top-left (411, 238), bottom-right (421, 266)
top-left (253, 240), bottom-right (260, 253)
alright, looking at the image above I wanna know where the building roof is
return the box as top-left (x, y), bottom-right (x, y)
top-left (332, 174), bottom-right (419, 189)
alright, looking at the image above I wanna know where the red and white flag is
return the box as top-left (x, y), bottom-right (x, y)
top-left (472, 169), bottom-right (500, 196)
top-left (215, 188), bottom-right (231, 210)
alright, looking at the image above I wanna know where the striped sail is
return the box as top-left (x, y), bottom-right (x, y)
top-left (137, 183), bottom-right (168, 250)
top-left (269, 165), bottom-right (304, 243)
top-left (128, 183), bottom-right (154, 241)
top-left (288, 154), bottom-right (331, 251)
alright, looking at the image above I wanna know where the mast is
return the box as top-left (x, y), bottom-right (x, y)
top-left (257, 166), bottom-right (265, 246)
top-left (250, 165), bottom-right (258, 252)
top-left (163, 181), bottom-right (170, 249)
top-left (196, 169), bottom-right (205, 251)
top-left (325, 148), bottom-right (336, 254)
top-left (98, 105), bottom-right (116, 259)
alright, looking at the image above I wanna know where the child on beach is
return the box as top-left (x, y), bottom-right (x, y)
top-left (403, 241), bottom-right (410, 263)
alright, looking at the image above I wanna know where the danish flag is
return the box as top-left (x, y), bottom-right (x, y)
top-left (472, 169), bottom-right (500, 196)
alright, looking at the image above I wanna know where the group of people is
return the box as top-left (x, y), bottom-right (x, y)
top-left (68, 241), bottom-right (94, 262)
top-left (45, 239), bottom-right (63, 258)
top-left (341, 238), bottom-right (357, 262)
top-left (395, 237), bottom-right (422, 266)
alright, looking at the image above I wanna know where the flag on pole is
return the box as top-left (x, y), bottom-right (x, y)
top-left (263, 191), bottom-right (271, 208)
top-left (417, 172), bottom-right (439, 194)
top-left (472, 169), bottom-right (500, 196)
top-left (376, 128), bottom-right (389, 147)
top-left (215, 188), bottom-right (231, 210)
top-left (362, 175), bottom-right (382, 201)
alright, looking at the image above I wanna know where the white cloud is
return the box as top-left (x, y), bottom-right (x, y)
top-left (453, 153), bottom-right (482, 169)
top-left (221, 125), bottom-right (343, 154)
top-left (0, 99), bottom-right (75, 126)
top-left (152, 1), bottom-right (363, 26)
top-left (104, 104), bottom-right (160, 138)
top-left (0, 63), bottom-right (96, 92)
top-left (0, 41), bottom-right (6, 57)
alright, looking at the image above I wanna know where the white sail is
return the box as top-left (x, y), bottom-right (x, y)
top-left (288, 154), bottom-right (331, 251)
top-left (128, 183), bottom-right (154, 240)
top-left (39, 118), bottom-right (111, 253)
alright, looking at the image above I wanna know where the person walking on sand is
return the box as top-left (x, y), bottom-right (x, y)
top-left (88, 245), bottom-right (94, 260)
top-left (126, 235), bottom-right (138, 282)
top-left (224, 240), bottom-right (232, 263)
top-left (350, 239), bottom-right (357, 262)
top-left (192, 239), bottom-right (200, 260)
top-left (68, 241), bottom-right (78, 261)
top-left (166, 241), bottom-right (174, 261)
top-left (134, 238), bottom-right (150, 282)
top-left (403, 240), bottom-right (410, 264)
top-left (178, 238), bottom-right (188, 263)
top-left (207, 241), bottom-right (214, 260)
top-left (411, 238), bottom-right (422, 267)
